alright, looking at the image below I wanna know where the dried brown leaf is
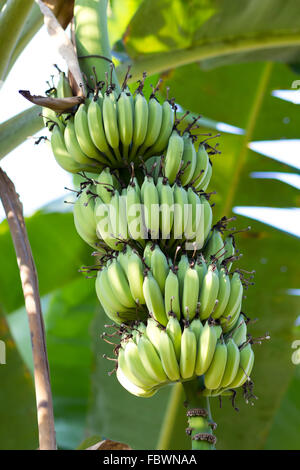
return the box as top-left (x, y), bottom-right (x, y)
top-left (42, 1), bottom-right (74, 29)
top-left (19, 90), bottom-right (84, 112)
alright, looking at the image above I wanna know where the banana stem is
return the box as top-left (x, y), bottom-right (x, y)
top-left (74, 0), bottom-right (120, 90)
top-left (183, 379), bottom-right (216, 450)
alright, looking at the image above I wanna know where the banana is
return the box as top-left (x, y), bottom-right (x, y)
top-left (201, 196), bottom-right (213, 243)
top-left (127, 182), bottom-right (146, 242)
top-left (146, 318), bottom-right (163, 354)
top-left (106, 259), bottom-right (136, 309)
top-left (124, 339), bottom-right (158, 389)
top-left (50, 126), bottom-right (97, 173)
top-left (137, 335), bottom-right (168, 383)
top-left (157, 178), bottom-right (174, 241)
top-left (220, 272), bottom-right (243, 331)
top-left (231, 315), bottom-right (247, 347)
top-left (94, 198), bottom-right (123, 251)
top-left (64, 118), bottom-right (101, 167)
top-left (204, 341), bottom-right (227, 390)
top-left (74, 103), bottom-right (103, 161)
top-left (173, 183), bottom-right (188, 241)
top-left (185, 187), bottom-right (204, 249)
top-left (219, 338), bottom-right (240, 388)
top-left (95, 269), bottom-right (135, 324)
top-left (164, 269), bottom-right (181, 320)
top-left (212, 267), bottom-right (231, 319)
top-left (56, 71), bottom-right (73, 99)
top-left (189, 317), bottom-right (203, 343)
top-left (228, 344), bottom-right (254, 389)
top-left (102, 92), bottom-right (122, 160)
top-left (118, 343), bottom-right (151, 390)
top-left (73, 197), bottom-right (98, 248)
top-left (117, 245), bottom-right (131, 276)
top-left (166, 314), bottom-right (182, 361)
top-left (182, 264), bottom-right (200, 321)
top-left (150, 245), bottom-right (169, 293)
top-left (143, 272), bottom-right (168, 326)
top-left (195, 257), bottom-right (207, 288)
top-left (130, 92), bottom-right (148, 159)
top-left (127, 251), bottom-right (146, 306)
top-left (177, 254), bottom-right (189, 299)
top-left (164, 131), bottom-right (184, 184)
top-left (143, 242), bottom-right (155, 268)
top-left (223, 235), bottom-right (235, 271)
top-left (201, 160), bottom-right (212, 192)
top-left (117, 90), bottom-right (133, 159)
top-left (203, 228), bottom-right (225, 264)
top-left (221, 299), bottom-right (242, 334)
top-left (195, 321), bottom-right (218, 376)
top-left (141, 176), bottom-right (160, 239)
top-left (116, 362), bottom-right (156, 398)
top-left (192, 144), bottom-right (209, 190)
top-left (95, 167), bottom-right (115, 203)
top-left (199, 264), bottom-right (220, 320)
top-left (179, 134), bottom-right (197, 186)
top-left (109, 190), bottom-right (128, 241)
top-left (180, 325), bottom-right (197, 380)
top-left (87, 98), bottom-right (117, 164)
top-left (145, 100), bottom-right (174, 157)
top-left (158, 329), bottom-right (180, 381)
top-left (138, 96), bottom-right (162, 155)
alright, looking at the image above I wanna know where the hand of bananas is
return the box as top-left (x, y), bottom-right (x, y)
top-left (43, 68), bottom-right (264, 417)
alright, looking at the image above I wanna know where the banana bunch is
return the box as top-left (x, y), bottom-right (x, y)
top-left (163, 133), bottom-right (212, 191)
top-left (114, 315), bottom-right (254, 398)
top-left (45, 71), bottom-right (176, 172)
top-left (143, 247), bottom-right (243, 332)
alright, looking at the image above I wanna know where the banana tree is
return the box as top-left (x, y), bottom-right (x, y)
top-left (0, 0), bottom-right (299, 450)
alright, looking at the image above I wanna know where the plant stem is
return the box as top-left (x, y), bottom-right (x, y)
top-left (157, 383), bottom-right (184, 450)
top-left (74, 0), bottom-right (120, 90)
top-left (0, 169), bottom-right (56, 450)
top-left (183, 379), bottom-right (216, 450)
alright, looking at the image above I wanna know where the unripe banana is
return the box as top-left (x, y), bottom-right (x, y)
top-left (203, 228), bottom-right (225, 264)
top-left (146, 318), bottom-right (163, 354)
top-left (182, 265), bottom-right (200, 321)
top-left (94, 198), bottom-right (123, 251)
top-left (201, 160), bottom-right (212, 192)
top-left (102, 92), bottom-right (121, 161)
top-left (177, 254), bottom-right (189, 299)
top-left (139, 97), bottom-right (163, 155)
top-left (116, 362), bottom-right (156, 398)
top-left (201, 196), bottom-right (213, 243)
top-left (180, 325), bottom-right (197, 380)
top-left (130, 92), bottom-right (148, 159)
top-left (179, 134), bottom-right (197, 186)
top-left (64, 118), bottom-right (100, 167)
top-left (166, 314), bottom-right (182, 361)
top-left (56, 71), bottom-right (73, 99)
top-left (95, 167), bottom-right (115, 203)
top-left (124, 339), bottom-right (158, 389)
top-left (157, 178), bottom-right (174, 241)
top-left (185, 187), bottom-right (204, 249)
top-left (223, 235), bottom-right (235, 271)
top-left (74, 103), bottom-right (103, 161)
top-left (126, 181), bottom-right (146, 243)
top-left (109, 190), bottom-right (128, 240)
top-left (137, 335), bottom-right (167, 383)
top-left (192, 144), bottom-right (209, 190)
top-left (189, 317), bottom-right (203, 343)
top-left (204, 341), bottom-right (227, 390)
top-left (231, 315), bottom-right (247, 346)
top-left (127, 251), bottom-right (146, 305)
top-left (199, 264), bottom-right (220, 320)
top-left (195, 322), bottom-right (218, 376)
top-left (106, 259), bottom-right (136, 309)
top-left (150, 245), bottom-right (169, 293)
top-left (212, 267), bottom-right (231, 319)
top-left (73, 197), bottom-right (98, 248)
top-left (87, 98), bottom-right (117, 164)
top-left (145, 100), bottom-right (174, 157)
top-left (173, 183), bottom-right (188, 241)
top-left (164, 131), bottom-right (184, 184)
top-left (164, 269), bottom-right (181, 320)
top-left (141, 176), bottom-right (160, 239)
top-left (158, 329), bottom-right (180, 381)
top-left (143, 272), bottom-right (168, 326)
top-left (117, 90), bottom-right (133, 158)
top-left (143, 242), bottom-right (155, 268)
top-left (220, 338), bottom-right (240, 388)
top-left (195, 257), bottom-right (207, 288)
top-left (220, 272), bottom-right (243, 331)
top-left (228, 344), bottom-right (254, 389)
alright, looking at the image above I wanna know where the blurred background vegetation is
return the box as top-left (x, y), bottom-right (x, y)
top-left (0, 0), bottom-right (299, 450)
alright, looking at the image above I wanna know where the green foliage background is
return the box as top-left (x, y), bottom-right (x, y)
top-left (0, 0), bottom-right (299, 450)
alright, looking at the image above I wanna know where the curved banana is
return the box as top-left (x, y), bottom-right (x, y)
top-left (195, 322), bottom-right (218, 376)
top-left (212, 267), bottom-right (231, 319)
top-left (164, 269), bottom-right (181, 320)
top-left (204, 341), bottom-right (227, 390)
top-left (158, 329), bottom-right (180, 381)
top-left (143, 272), bottom-right (168, 326)
top-left (145, 100), bottom-right (174, 157)
top-left (182, 265), bottom-right (200, 321)
top-left (180, 325), bottom-right (197, 380)
top-left (199, 264), bottom-right (220, 320)
top-left (179, 134), bottom-right (197, 186)
top-left (164, 131), bottom-right (184, 184)
top-left (166, 314), bottom-right (182, 361)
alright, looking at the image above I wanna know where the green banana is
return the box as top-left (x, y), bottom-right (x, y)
top-left (106, 259), bottom-right (136, 309)
top-left (228, 344), bottom-right (254, 389)
top-left (139, 96), bottom-right (163, 155)
top-left (145, 100), bottom-right (174, 157)
top-left (180, 325), bottom-right (197, 380)
top-left (220, 338), bottom-right (240, 388)
top-left (195, 321), bottom-right (218, 376)
top-left (150, 245), bottom-right (169, 293)
top-left (182, 264), bottom-right (200, 321)
top-left (143, 272), bottom-right (168, 326)
top-left (137, 335), bottom-right (167, 383)
top-left (141, 176), bottom-right (160, 239)
top-left (117, 90), bottom-right (133, 159)
top-left (212, 267), bottom-right (231, 319)
top-left (166, 314), bottom-right (182, 361)
top-left (87, 98), bottom-right (117, 164)
top-left (74, 103), bottom-right (103, 161)
top-left (127, 251), bottom-right (146, 306)
top-left (164, 269), bottom-right (181, 320)
top-left (204, 341), bottom-right (227, 390)
top-left (179, 134), bottom-right (197, 186)
top-left (130, 92), bottom-right (148, 159)
top-left (158, 329), bottom-right (180, 381)
top-left (199, 264), bottom-right (220, 320)
top-left (164, 131), bottom-right (184, 184)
